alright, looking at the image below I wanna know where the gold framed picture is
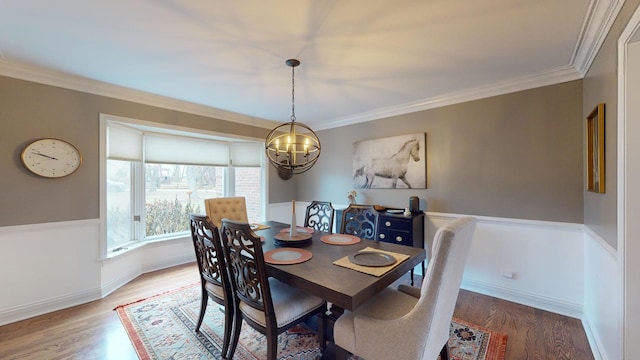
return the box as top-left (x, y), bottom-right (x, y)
top-left (586, 103), bottom-right (605, 193)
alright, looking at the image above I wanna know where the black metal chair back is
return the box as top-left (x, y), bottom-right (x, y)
top-left (339, 204), bottom-right (378, 240)
top-left (188, 214), bottom-right (234, 358)
top-left (304, 201), bottom-right (335, 232)
top-left (220, 219), bottom-right (327, 359)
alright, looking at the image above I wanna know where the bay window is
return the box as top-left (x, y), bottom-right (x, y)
top-left (102, 116), bottom-right (264, 256)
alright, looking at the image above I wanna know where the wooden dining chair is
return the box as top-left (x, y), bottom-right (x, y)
top-left (204, 196), bottom-right (249, 229)
top-left (188, 214), bottom-right (235, 359)
top-left (304, 201), bottom-right (335, 232)
top-left (333, 216), bottom-right (477, 360)
top-left (220, 219), bottom-right (327, 360)
top-left (339, 204), bottom-right (378, 240)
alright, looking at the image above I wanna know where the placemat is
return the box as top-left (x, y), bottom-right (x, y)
top-left (264, 248), bottom-right (313, 265)
top-left (251, 223), bottom-right (271, 230)
top-left (333, 247), bottom-right (410, 277)
top-left (320, 234), bottom-right (361, 245)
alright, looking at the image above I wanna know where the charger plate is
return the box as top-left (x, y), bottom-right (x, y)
top-left (320, 234), bottom-right (361, 245)
top-left (264, 248), bottom-right (313, 265)
top-left (280, 227), bottom-right (314, 234)
top-left (273, 232), bottom-right (313, 247)
top-left (349, 251), bottom-right (396, 267)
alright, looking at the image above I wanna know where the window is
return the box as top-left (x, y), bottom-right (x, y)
top-left (103, 117), bottom-right (264, 255)
top-left (145, 163), bottom-right (224, 237)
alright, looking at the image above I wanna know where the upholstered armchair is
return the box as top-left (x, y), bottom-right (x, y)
top-left (333, 217), bottom-right (477, 360)
top-left (204, 196), bottom-right (248, 229)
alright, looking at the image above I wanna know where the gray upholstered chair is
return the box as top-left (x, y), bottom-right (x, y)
top-left (188, 214), bottom-right (235, 359)
top-left (333, 216), bottom-right (477, 360)
top-left (339, 204), bottom-right (378, 240)
top-left (220, 219), bottom-right (327, 360)
top-left (304, 201), bottom-right (335, 232)
top-left (204, 196), bottom-right (248, 229)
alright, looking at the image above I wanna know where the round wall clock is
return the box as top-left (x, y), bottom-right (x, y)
top-left (20, 138), bottom-right (82, 178)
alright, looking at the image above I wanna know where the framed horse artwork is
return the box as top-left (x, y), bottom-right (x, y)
top-left (352, 133), bottom-right (426, 189)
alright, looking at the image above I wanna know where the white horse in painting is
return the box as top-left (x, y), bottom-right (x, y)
top-left (353, 138), bottom-right (420, 188)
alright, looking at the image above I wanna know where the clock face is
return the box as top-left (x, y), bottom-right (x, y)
top-left (21, 138), bottom-right (82, 178)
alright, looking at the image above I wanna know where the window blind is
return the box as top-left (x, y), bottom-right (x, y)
top-left (230, 142), bottom-right (262, 167)
top-left (145, 133), bottom-right (230, 166)
top-left (107, 123), bottom-right (143, 161)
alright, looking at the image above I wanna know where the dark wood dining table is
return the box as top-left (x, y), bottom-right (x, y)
top-left (254, 221), bottom-right (426, 312)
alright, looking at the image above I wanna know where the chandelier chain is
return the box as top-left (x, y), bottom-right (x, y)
top-left (291, 65), bottom-right (296, 122)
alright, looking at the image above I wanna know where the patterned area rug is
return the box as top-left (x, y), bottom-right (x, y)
top-left (115, 283), bottom-right (507, 360)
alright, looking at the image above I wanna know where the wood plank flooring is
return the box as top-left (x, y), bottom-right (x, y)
top-left (0, 263), bottom-right (594, 359)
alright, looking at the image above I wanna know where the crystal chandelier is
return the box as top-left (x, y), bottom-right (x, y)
top-left (265, 59), bottom-right (321, 179)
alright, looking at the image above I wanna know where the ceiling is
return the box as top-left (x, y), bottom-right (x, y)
top-left (0, 1), bottom-right (618, 130)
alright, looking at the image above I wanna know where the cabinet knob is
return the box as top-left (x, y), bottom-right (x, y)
top-left (379, 234), bottom-right (386, 239)
top-left (385, 221), bottom-right (391, 227)
top-left (395, 236), bottom-right (403, 242)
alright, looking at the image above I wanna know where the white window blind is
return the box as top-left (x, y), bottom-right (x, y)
top-left (230, 142), bottom-right (262, 167)
top-left (107, 123), bottom-right (143, 161)
top-left (145, 133), bottom-right (230, 166)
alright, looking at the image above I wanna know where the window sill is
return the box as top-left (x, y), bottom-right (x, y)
top-left (103, 233), bottom-right (191, 260)
top-left (104, 241), bottom-right (146, 260)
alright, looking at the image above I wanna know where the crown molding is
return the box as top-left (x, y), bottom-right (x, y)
top-left (572, 0), bottom-right (625, 76)
top-left (1, 0), bottom-right (615, 132)
top-left (314, 65), bottom-right (582, 130)
top-left (0, 60), bottom-right (278, 130)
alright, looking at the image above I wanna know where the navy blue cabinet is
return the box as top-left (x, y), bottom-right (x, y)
top-left (377, 211), bottom-right (425, 284)
top-left (376, 212), bottom-right (424, 248)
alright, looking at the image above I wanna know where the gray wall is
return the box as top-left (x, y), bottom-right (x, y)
top-left (0, 76), bottom-right (270, 226)
top-left (582, 0), bottom-right (640, 249)
top-left (298, 80), bottom-right (584, 223)
top-left (0, 69), bottom-right (588, 228)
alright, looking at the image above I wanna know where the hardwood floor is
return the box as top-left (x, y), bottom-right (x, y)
top-left (0, 263), bottom-right (594, 359)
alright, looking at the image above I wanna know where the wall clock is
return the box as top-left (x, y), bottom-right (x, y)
top-left (20, 138), bottom-right (82, 178)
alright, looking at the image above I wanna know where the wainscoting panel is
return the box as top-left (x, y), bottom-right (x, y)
top-left (426, 212), bottom-right (584, 318)
top-left (0, 219), bottom-right (196, 326)
top-left (582, 226), bottom-right (618, 360)
top-left (0, 219), bottom-right (102, 326)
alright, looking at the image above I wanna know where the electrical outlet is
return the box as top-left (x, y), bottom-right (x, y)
top-left (500, 269), bottom-right (514, 279)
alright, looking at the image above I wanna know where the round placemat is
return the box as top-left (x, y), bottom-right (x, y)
top-left (264, 248), bottom-right (313, 265)
top-left (320, 234), bottom-right (361, 245)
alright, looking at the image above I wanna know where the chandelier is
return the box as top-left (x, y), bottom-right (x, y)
top-left (265, 59), bottom-right (321, 179)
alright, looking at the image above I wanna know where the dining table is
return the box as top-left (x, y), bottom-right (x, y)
top-left (254, 221), bottom-right (426, 312)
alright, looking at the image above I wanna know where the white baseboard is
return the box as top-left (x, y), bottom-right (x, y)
top-left (460, 278), bottom-right (583, 319)
top-left (101, 267), bottom-right (142, 298)
top-left (142, 255), bottom-right (195, 274)
top-left (582, 317), bottom-right (608, 360)
top-left (0, 287), bottom-right (102, 326)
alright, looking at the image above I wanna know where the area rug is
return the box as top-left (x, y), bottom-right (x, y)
top-left (115, 283), bottom-right (507, 360)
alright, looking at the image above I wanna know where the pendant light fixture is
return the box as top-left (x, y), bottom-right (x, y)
top-left (265, 59), bottom-right (321, 179)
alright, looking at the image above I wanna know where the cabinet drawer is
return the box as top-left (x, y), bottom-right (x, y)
top-left (379, 216), bottom-right (412, 231)
top-left (377, 229), bottom-right (413, 246)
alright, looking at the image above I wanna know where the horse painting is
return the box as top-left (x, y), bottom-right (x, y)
top-left (353, 136), bottom-right (424, 188)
